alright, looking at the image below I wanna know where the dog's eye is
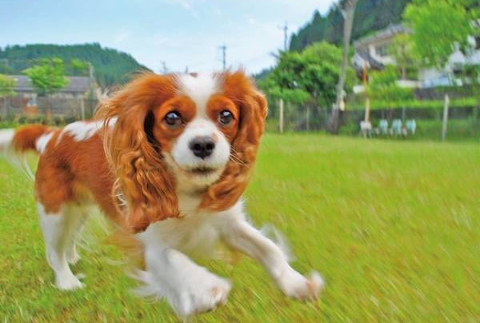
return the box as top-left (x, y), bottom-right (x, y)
top-left (218, 110), bottom-right (234, 126)
top-left (164, 111), bottom-right (182, 129)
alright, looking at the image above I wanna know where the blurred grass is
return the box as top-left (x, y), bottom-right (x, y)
top-left (1, 134), bottom-right (479, 322)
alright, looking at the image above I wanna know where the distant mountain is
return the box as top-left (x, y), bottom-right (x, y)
top-left (289, 0), bottom-right (411, 51)
top-left (0, 43), bottom-right (150, 87)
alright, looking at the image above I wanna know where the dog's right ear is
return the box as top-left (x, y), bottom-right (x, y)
top-left (96, 73), bottom-right (180, 233)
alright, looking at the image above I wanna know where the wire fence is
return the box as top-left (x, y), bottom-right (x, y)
top-left (0, 97), bottom-right (99, 126)
top-left (0, 94), bottom-right (478, 142)
top-left (266, 99), bottom-right (480, 141)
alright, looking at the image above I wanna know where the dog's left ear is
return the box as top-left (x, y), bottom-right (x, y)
top-left (96, 73), bottom-right (180, 233)
top-left (201, 71), bottom-right (268, 211)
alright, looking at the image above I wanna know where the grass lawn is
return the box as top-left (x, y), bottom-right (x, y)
top-left (1, 134), bottom-right (479, 322)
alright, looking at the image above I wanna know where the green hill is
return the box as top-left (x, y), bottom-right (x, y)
top-left (289, 0), bottom-right (411, 51)
top-left (0, 43), bottom-right (150, 87)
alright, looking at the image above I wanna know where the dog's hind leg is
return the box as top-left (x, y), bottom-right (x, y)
top-left (37, 203), bottom-right (85, 290)
top-left (65, 206), bottom-right (89, 265)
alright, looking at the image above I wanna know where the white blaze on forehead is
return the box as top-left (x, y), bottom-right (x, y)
top-left (176, 73), bottom-right (220, 117)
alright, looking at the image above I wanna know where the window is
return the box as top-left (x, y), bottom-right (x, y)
top-left (375, 45), bottom-right (388, 57)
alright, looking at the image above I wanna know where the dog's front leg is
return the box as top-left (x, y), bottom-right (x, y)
top-left (137, 235), bottom-right (231, 317)
top-left (221, 210), bottom-right (324, 300)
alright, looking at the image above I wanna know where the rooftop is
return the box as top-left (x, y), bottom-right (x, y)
top-left (353, 24), bottom-right (410, 48)
top-left (10, 75), bottom-right (91, 93)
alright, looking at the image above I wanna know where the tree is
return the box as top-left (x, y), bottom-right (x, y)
top-left (259, 42), bottom-right (355, 130)
top-left (0, 74), bottom-right (16, 116)
top-left (368, 66), bottom-right (413, 104)
top-left (327, 0), bottom-right (358, 134)
top-left (389, 34), bottom-right (417, 81)
top-left (404, 0), bottom-right (473, 68)
top-left (24, 58), bottom-right (68, 97)
top-left (70, 58), bottom-right (89, 76)
top-left (23, 58), bottom-right (68, 119)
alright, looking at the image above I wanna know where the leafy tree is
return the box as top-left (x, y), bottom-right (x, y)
top-left (0, 43), bottom-right (149, 87)
top-left (389, 34), bottom-right (418, 80)
top-left (23, 58), bottom-right (68, 119)
top-left (23, 58), bottom-right (68, 97)
top-left (260, 42), bottom-right (355, 107)
top-left (404, 0), bottom-right (473, 67)
top-left (368, 65), bottom-right (413, 105)
top-left (289, 0), bottom-right (411, 51)
top-left (259, 42), bottom-right (355, 129)
top-left (0, 74), bottom-right (16, 116)
top-left (70, 58), bottom-right (90, 76)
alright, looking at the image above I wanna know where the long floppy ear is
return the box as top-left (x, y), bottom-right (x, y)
top-left (96, 73), bottom-right (180, 233)
top-left (201, 71), bottom-right (268, 211)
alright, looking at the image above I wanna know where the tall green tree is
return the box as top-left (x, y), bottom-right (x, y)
top-left (389, 34), bottom-right (417, 80)
top-left (259, 42), bottom-right (355, 129)
top-left (23, 58), bottom-right (68, 97)
top-left (404, 0), bottom-right (473, 67)
top-left (24, 58), bottom-right (68, 119)
top-left (368, 65), bottom-right (413, 104)
top-left (0, 74), bottom-right (16, 116)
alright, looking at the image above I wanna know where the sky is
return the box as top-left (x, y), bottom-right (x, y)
top-left (1, 0), bottom-right (336, 74)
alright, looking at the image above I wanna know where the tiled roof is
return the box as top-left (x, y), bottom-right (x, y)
top-left (10, 75), bottom-right (91, 93)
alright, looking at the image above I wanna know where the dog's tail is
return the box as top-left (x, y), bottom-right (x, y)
top-left (0, 125), bottom-right (53, 154)
top-left (1, 125), bottom-right (54, 180)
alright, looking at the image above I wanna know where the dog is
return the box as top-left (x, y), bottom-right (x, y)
top-left (0, 71), bottom-right (323, 317)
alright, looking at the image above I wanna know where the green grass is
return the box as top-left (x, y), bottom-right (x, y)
top-left (1, 134), bottom-right (479, 322)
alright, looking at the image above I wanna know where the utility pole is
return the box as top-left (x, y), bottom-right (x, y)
top-left (279, 21), bottom-right (288, 51)
top-left (160, 61), bottom-right (168, 74)
top-left (327, 0), bottom-right (357, 134)
top-left (219, 44), bottom-right (227, 70)
top-left (277, 21), bottom-right (288, 133)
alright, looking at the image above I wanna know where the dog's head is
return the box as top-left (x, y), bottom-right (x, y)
top-left (98, 71), bottom-right (267, 232)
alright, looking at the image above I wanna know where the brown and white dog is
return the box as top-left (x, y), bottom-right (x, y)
top-left (0, 71), bottom-right (323, 317)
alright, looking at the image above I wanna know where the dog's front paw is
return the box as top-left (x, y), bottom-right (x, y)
top-left (55, 273), bottom-right (84, 291)
top-left (173, 272), bottom-right (231, 317)
top-left (277, 268), bottom-right (324, 301)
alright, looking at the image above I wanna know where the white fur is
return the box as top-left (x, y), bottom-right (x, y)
top-left (135, 200), bottom-right (323, 316)
top-left (35, 132), bottom-right (54, 154)
top-left (176, 73), bottom-right (219, 117)
top-left (0, 128), bottom-right (14, 150)
top-left (58, 118), bottom-right (117, 143)
top-left (167, 73), bottom-right (231, 191)
top-left (37, 203), bottom-right (89, 290)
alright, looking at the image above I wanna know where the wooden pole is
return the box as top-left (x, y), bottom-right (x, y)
top-left (363, 61), bottom-right (370, 122)
top-left (80, 98), bottom-right (85, 120)
top-left (327, 0), bottom-right (357, 134)
top-left (441, 94), bottom-right (449, 142)
top-left (279, 98), bottom-right (284, 133)
top-left (306, 105), bottom-right (310, 131)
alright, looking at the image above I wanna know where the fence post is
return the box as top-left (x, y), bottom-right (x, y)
top-left (279, 98), bottom-right (284, 133)
top-left (306, 105), bottom-right (310, 131)
top-left (80, 98), bottom-right (86, 120)
top-left (441, 94), bottom-right (449, 142)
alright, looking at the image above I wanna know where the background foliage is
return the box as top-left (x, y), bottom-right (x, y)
top-left (0, 43), bottom-right (150, 87)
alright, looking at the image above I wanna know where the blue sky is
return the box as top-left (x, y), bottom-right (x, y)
top-left (1, 0), bottom-right (335, 74)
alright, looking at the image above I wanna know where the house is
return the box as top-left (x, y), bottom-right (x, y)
top-left (352, 24), bottom-right (480, 90)
top-left (4, 75), bottom-right (96, 118)
top-left (11, 75), bottom-right (92, 100)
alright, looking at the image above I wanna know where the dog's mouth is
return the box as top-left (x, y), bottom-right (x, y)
top-left (186, 166), bottom-right (218, 176)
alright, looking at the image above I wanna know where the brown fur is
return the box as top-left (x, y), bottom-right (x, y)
top-left (12, 71), bottom-right (267, 235)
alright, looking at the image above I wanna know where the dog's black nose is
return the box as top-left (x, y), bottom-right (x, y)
top-left (189, 136), bottom-right (215, 159)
